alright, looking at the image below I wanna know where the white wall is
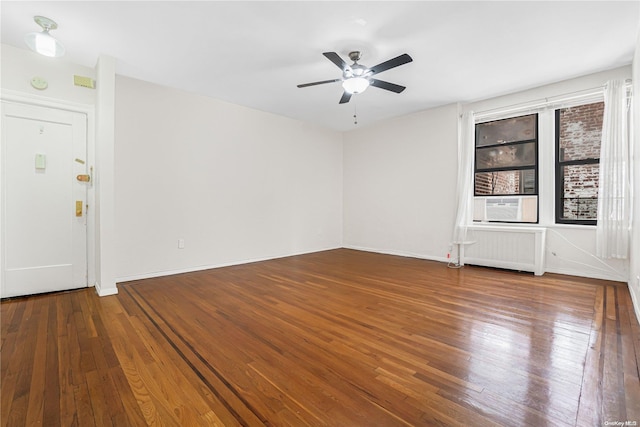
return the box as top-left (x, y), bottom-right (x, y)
top-left (114, 76), bottom-right (343, 281)
top-left (0, 44), bottom-right (95, 105)
top-left (463, 66), bottom-right (631, 282)
top-left (630, 34), bottom-right (640, 321)
top-left (343, 104), bottom-right (459, 261)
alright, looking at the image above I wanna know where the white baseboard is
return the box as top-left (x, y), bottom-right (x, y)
top-left (94, 281), bottom-right (118, 297)
top-left (628, 280), bottom-right (640, 326)
top-left (544, 265), bottom-right (627, 283)
top-left (342, 245), bottom-right (449, 263)
top-left (116, 246), bottom-right (343, 283)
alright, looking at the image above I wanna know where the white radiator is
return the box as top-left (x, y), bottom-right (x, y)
top-left (460, 226), bottom-right (546, 276)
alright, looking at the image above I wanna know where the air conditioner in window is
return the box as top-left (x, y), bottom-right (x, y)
top-left (486, 197), bottom-right (521, 221)
top-left (473, 196), bottom-right (538, 223)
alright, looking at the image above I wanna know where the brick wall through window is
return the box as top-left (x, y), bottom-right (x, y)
top-left (557, 102), bottom-right (604, 222)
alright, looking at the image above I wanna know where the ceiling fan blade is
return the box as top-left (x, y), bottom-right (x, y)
top-left (339, 91), bottom-right (352, 104)
top-left (297, 79), bottom-right (341, 88)
top-left (368, 53), bottom-right (413, 76)
top-left (369, 78), bottom-right (406, 93)
top-left (323, 52), bottom-right (349, 71)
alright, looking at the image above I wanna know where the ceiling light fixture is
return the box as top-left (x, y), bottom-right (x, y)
top-left (342, 54), bottom-right (370, 94)
top-left (25, 16), bottom-right (65, 58)
top-left (342, 77), bottom-right (370, 94)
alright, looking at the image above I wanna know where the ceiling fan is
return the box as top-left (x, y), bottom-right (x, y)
top-left (297, 51), bottom-right (413, 104)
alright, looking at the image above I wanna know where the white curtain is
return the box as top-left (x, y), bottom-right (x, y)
top-left (452, 111), bottom-right (475, 244)
top-left (596, 79), bottom-right (632, 259)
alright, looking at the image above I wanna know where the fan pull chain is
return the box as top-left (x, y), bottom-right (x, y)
top-left (353, 103), bottom-right (358, 125)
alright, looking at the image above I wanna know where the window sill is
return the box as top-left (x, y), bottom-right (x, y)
top-left (470, 222), bottom-right (596, 231)
top-left (546, 223), bottom-right (596, 231)
top-left (469, 223), bottom-right (545, 232)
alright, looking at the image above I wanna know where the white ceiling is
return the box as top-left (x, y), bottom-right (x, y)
top-left (1, 1), bottom-right (639, 131)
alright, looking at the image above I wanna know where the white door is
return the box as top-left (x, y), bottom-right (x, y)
top-left (1, 101), bottom-right (88, 298)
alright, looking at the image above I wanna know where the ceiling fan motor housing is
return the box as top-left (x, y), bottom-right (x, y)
top-left (348, 51), bottom-right (362, 62)
top-left (344, 64), bottom-right (367, 79)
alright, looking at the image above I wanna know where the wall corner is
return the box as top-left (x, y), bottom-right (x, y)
top-left (94, 55), bottom-right (118, 296)
top-left (629, 24), bottom-right (640, 324)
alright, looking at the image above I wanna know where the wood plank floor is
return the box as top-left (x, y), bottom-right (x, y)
top-left (2, 249), bottom-right (639, 426)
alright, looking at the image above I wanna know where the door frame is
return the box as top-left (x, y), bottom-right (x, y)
top-left (1, 90), bottom-right (96, 298)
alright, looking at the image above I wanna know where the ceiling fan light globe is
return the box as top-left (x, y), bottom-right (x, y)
top-left (342, 77), bottom-right (369, 94)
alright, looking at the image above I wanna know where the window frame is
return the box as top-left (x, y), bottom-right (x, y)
top-left (474, 114), bottom-right (539, 197)
top-left (554, 106), bottom-right (601, 226)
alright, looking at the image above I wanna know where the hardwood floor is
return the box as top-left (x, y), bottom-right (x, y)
top-left (2, 249), bottom-right (639, 426)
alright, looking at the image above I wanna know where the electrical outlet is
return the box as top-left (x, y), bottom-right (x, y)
top-left (178, 238), bottom-right (185, 249)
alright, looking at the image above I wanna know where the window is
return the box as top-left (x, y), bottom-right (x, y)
top-left (473, 114), bottom-right (538, 223)
top-left (475, 114), bottom-right (538, 196)
top-left (555, 102), bottom-right (604, 225)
